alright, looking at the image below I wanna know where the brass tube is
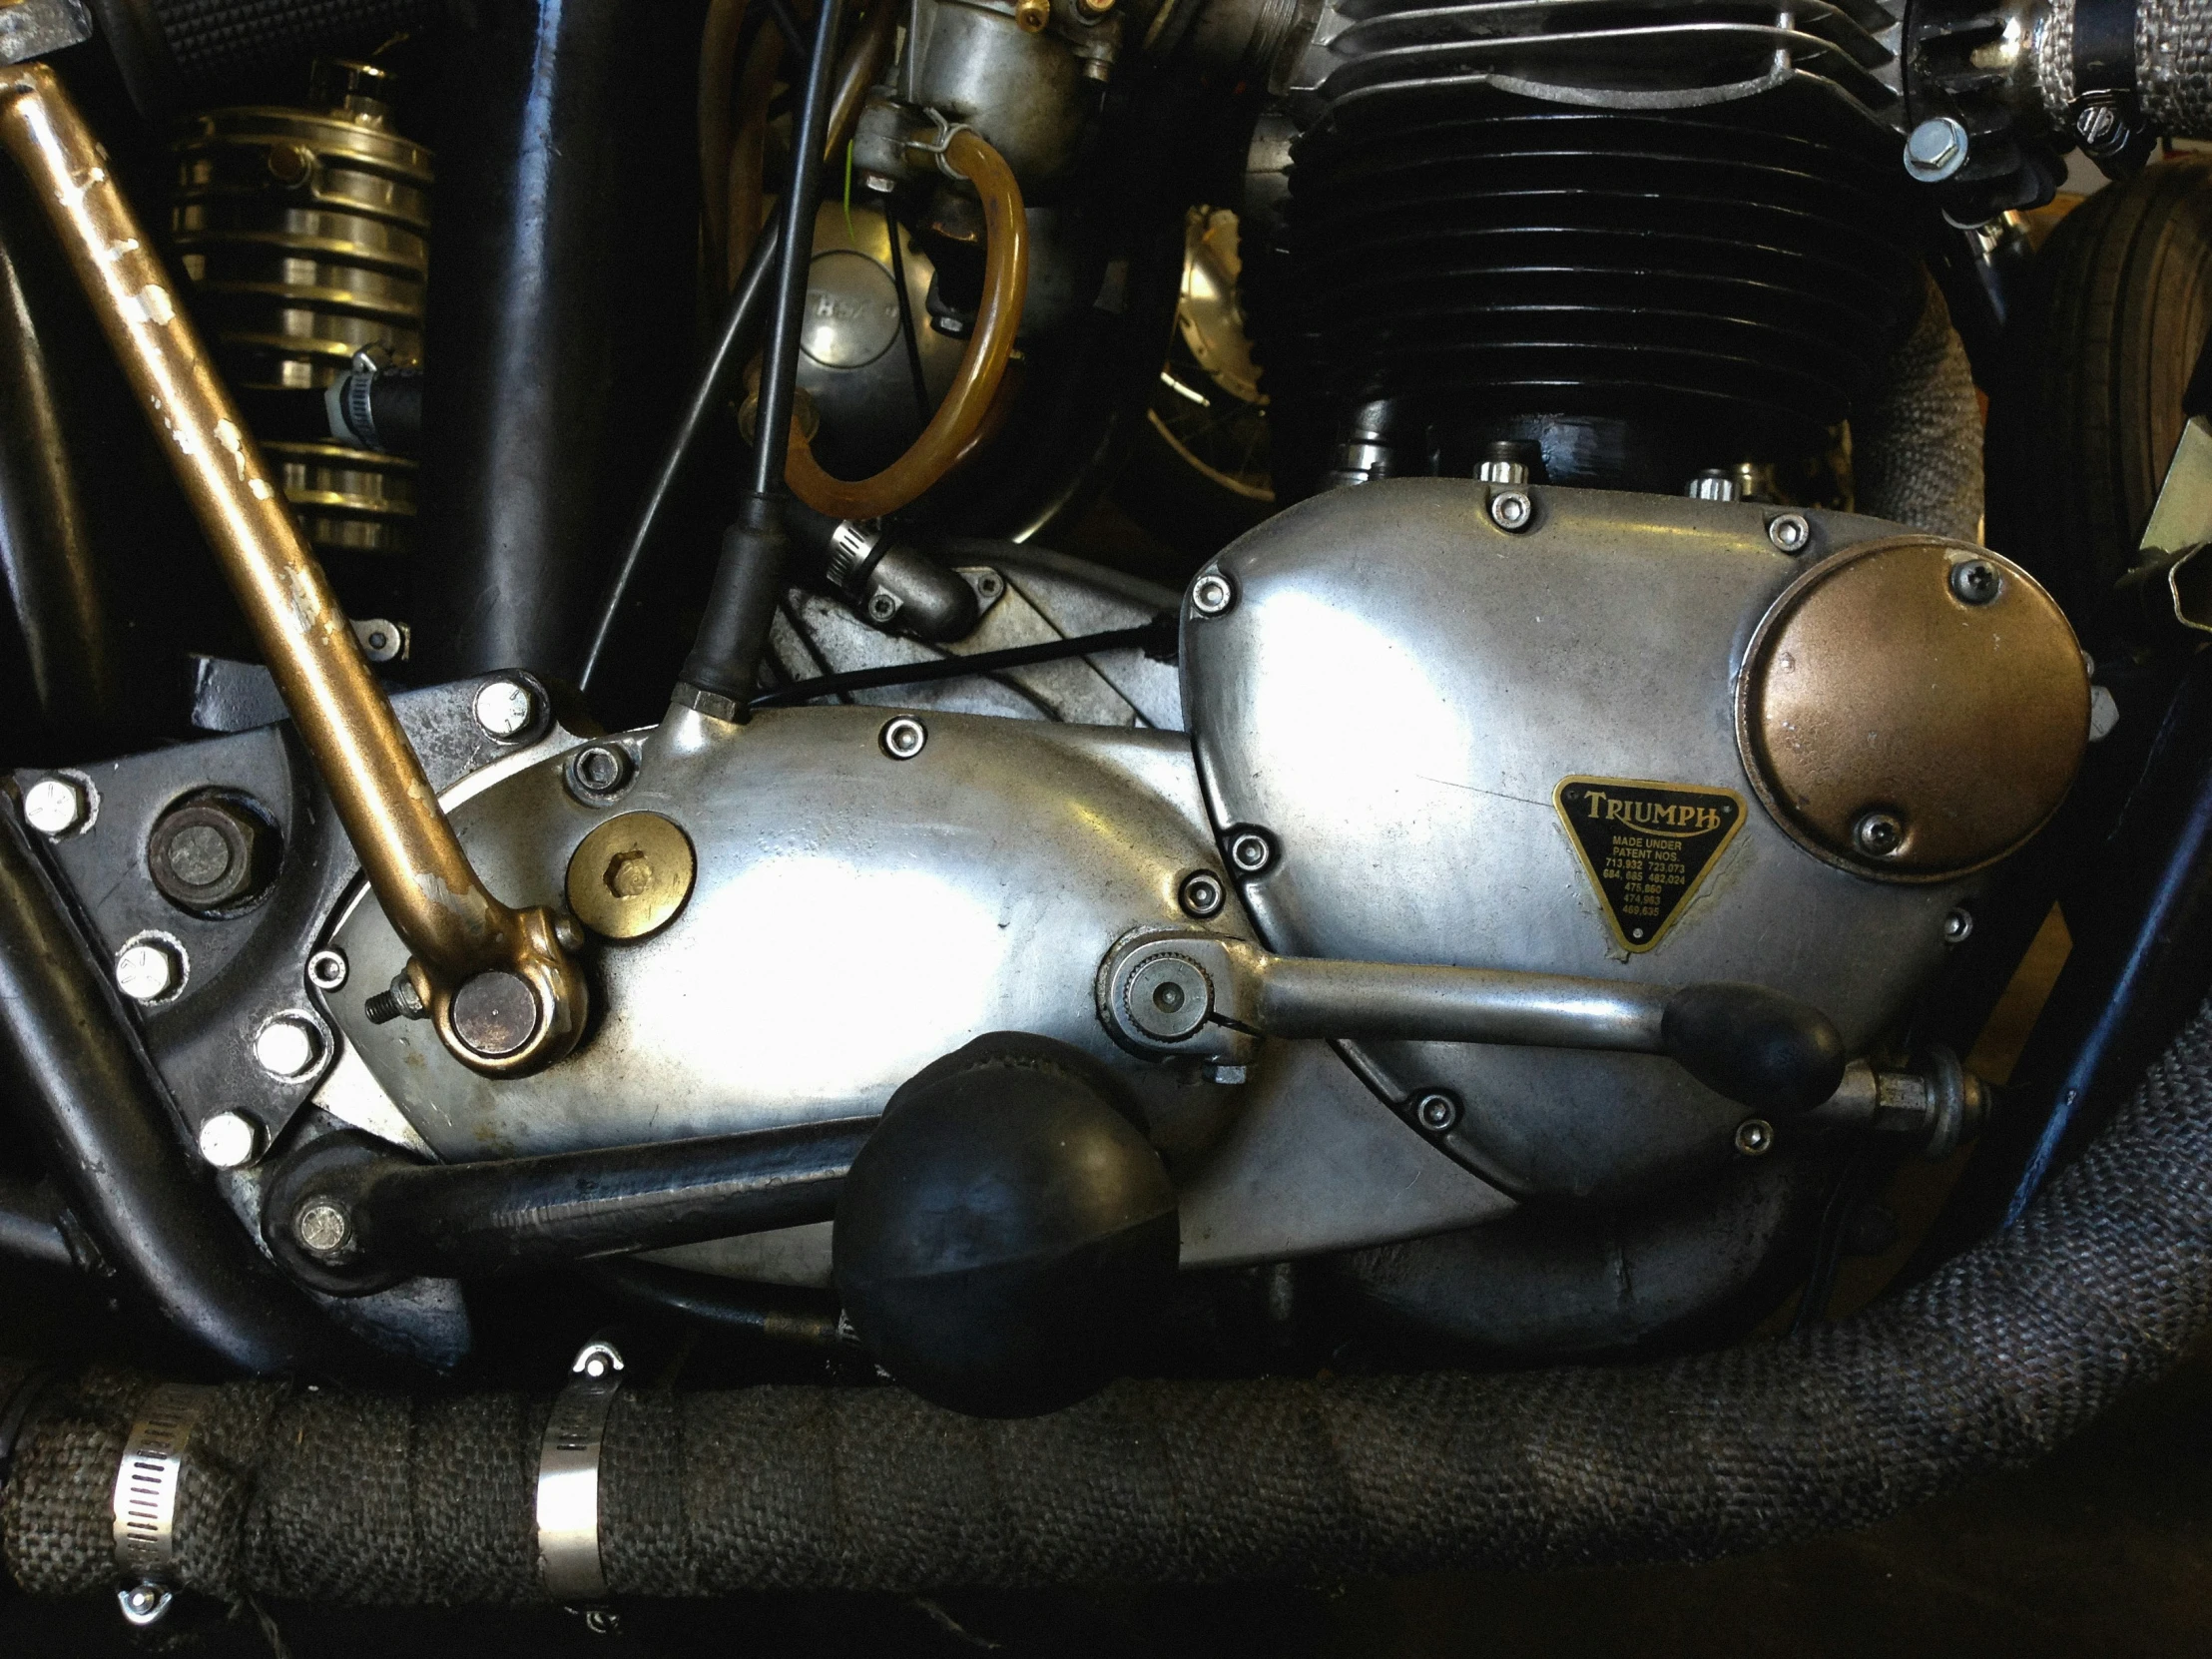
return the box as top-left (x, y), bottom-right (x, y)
top-left (0, 63), bottom-right (585, 1078)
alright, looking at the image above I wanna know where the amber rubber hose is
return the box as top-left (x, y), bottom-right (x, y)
top-left (784, 129), bottom-right (1028, 520)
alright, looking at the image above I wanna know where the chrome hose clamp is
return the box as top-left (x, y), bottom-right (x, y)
top-left (903, 108), bottom-right (980, 182)
top-left (111, 1382), bottom-right (216, 1627)
top-left (536, 1339), bottom-right (625, 1606)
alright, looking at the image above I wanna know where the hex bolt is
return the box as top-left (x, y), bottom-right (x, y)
top-left (1686, 469), bottom-right (1738, 502)
top-left (1735, 1118), bottom-right (1776, 1156)
top-left (1949, 559), bottom-right (2001, 606)
top-left (307, 947), bottom-right (348, 991)
top-left (567, 743), bottom-right (631, 800)
top-left (1190, 572), bottom-right (1236, 617)
top-left (1227, 830), bottom-right (1274, 874)
top-left (1488, 489), bottom-right (1533, 531)
top-left (1903, 116), bottom-right (1968, 183)
top-left (1767, 513), bottom-right (1812, 554)
top-left (450, 969), bottom-right (538, 1059)
top-left (363, 970), bottom-right (427, 1024)
top-left (1125, 953), bottom-right (1212, 1041)
top-left (115, 937), bottom-right (184, 1002)
top-left (197, 1110), bottom-right (263, 1169)
top-left (21, 776), bottom-right (87, 835)
top-left (473, 677), bottom-right (537, 741)
top-left (1178, 869), bottom-right (1226, 918)
top-left (879, 716), bottom-right (927, 760)
top-left (1942, 907), bottom-right (1974, 945)
top-left (1414, 1091), bottom-right (1460, 1132)
top-left (254, 1013), bottom-right (323, 1079)
top-left (293, 1200), bottom-right (352, 1256)
top-left (1853, 810), bottom-right (1906, 858)
top-left (148, 796), bottom-right (276, 913)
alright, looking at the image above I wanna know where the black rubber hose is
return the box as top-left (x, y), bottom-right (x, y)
top-left (8, 994), bottom-right (2212, 1599)
top-left (0, 809), bottom-right (369, 1378)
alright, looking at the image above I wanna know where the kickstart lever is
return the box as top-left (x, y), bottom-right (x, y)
top-left (1098, 929), bottom-right (1846, 1115)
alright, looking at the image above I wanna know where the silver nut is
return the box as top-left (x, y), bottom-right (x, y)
top-left (1178, 869), bottom-right (1226, 919)
top-left (307, 948), bottom-right (348, 990)
top-left (115, 937), bottom-right (184, 1002)
top-left (1735, 1118), bottom-right (1775, 1156)
top-left (473, 678), bottom-right (537, 740)
top-left (1903, 116), bottom-right (1968, 183)
top-left (1227, 830), bottom-right (1274, 874)
top-left (21, 776), bottom-right (87, 836)
top-left (1942, 907), bottom-right (1975, 945)
top-left (1853, 810), bottom-right (1906, 858)
top-left (293, 1200), bottom-right (351, 1256)
top-left (1414, 1091), bottom-right (1460, 1132)
top-left (1190, 572), bottom-right (1236, 617)
top-left (1488, 489), bottom-right (1533, 531)
top-left (1125, 953), bottom-right (1211, 1041)
top-left (879, 716), bottom-right (927, 760)
top-left (197, 1110), bottom-right (263, 1169)
top-left (1949, 558), bottom-right (2001, 606)
top-left (254, 1013), bottom-right (323, 1079)
top-left (1767, 513), bottom-right (1812, 554)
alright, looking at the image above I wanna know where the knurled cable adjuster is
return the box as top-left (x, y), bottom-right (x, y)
top-left (536, 1339), bottom-right (625, 1610)
top-left (111, 1382), bottom-right (216, 1627)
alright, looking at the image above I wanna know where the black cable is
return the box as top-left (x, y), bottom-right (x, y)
top-left (576, 218), bottom-right (786, 699)
top-left (758, 0), bottom-right (807, 55)
top-left (751, 615), bottom-right (1177, 708)
top-left (884, 203), bottom-right (932, 429)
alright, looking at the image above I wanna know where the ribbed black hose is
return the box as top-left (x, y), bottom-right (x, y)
top-left (7, 994), bottom-right (2212, 1600)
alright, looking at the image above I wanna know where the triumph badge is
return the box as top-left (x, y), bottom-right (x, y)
top-left (1555, 778), bottom-right (1745, 952)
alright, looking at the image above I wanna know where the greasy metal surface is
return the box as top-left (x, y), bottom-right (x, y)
top-left (0, 64), bottom-right (584, 1078)
top-left (1738, 537), bottom-right (2089, 879)
top-left (323, 706), bottom-right (1245, 1162)
top-left (1184, 479), bottom-right (1991, 1202)
top-left (565, 812), bottom-right (695, 941)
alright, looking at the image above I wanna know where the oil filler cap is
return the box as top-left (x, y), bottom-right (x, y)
top-left (1736, 538), bottom-right (2090, 879)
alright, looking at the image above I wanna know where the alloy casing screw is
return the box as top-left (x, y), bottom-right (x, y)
top-left (307, 948), bottom-right (348, 990)
top-left (21, 775), bottom-right (87, 835)
top-left (1942, 908), bottom-right (1974, 945)
top-left (198, 1110), bottom-right (262, 1169)
top-left (473, 678), bottom-right (537, 740)
top-left (1767, 513), bottom-right (1812, 554)
top-left (1949, 559), bottom-right (2001, 606)
top-left (1488, 489), bottom-right (1533, 531)
top-left (293, 1200), bottom-right (351, 1256)
top-left (1178, 869), bottom-right (1226, 918)
top-left (1854, 810), bottom-right (1906, 858)
top-left (1736, 1118), bottom-right (1775, 1156)
top-left (567, 743), bottom-right (632, 801)
top-left (1227, 830), bottom-right (1274, 874)
top-left (1190, 572), bottom-right (1236, 617)
top-left (1415, 1092), bottom-right (1460, 1132)
top-left (879, 716), bottom-right (927, 760)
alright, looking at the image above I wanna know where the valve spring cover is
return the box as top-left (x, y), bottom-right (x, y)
top-left (1247, 95), bottom-right (1927, 492)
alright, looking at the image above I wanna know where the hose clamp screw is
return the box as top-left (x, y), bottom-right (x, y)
top-left (1735, 1118), bottom-right (1775, 1156)
top-left (1190, 571), bottom-right (1236, 617)
top-left (879, 716), bottom-right (928, 760)
top-left (1489, 489), bottom-right (1533, 531)
top-left (1414, 1091), bottom-right (1460, 1132)
top-left (1767, 513), bottom-right (1812, 554)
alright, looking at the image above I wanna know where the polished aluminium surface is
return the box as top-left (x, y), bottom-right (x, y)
top-left (1736, 536), bottom-right (2089, 879)
top-left (1184, 480), bottom-right (1994, 1202)
top-left (0, 63), bottom-right (586, 1079)
top-left (322, 705), bottom-right (1248, 1162)
top-left (537, 1340), bottom-right (624, 1603)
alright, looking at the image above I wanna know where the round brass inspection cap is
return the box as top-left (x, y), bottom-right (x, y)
top-left (1736, 537), bottom-right (2090, 881)
top-left (565, 812), bottom-right (696, 940)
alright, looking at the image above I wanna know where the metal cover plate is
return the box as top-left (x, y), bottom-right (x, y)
top-left (1182, 479), bottom-right (1981, 1201)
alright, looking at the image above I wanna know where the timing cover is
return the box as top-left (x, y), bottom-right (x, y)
top-left (1180, 479), bottom-right (2079, 1202)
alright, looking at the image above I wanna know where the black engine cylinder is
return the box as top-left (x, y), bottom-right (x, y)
top-left (1251, 95), bottom-right (1927, 496)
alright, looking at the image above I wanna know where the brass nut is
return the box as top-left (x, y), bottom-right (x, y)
top-left (566, 812), bottom-right (697, 941)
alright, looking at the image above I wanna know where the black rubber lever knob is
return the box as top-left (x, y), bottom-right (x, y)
top-left (1660, 982), bottom-right (1846, 1114)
